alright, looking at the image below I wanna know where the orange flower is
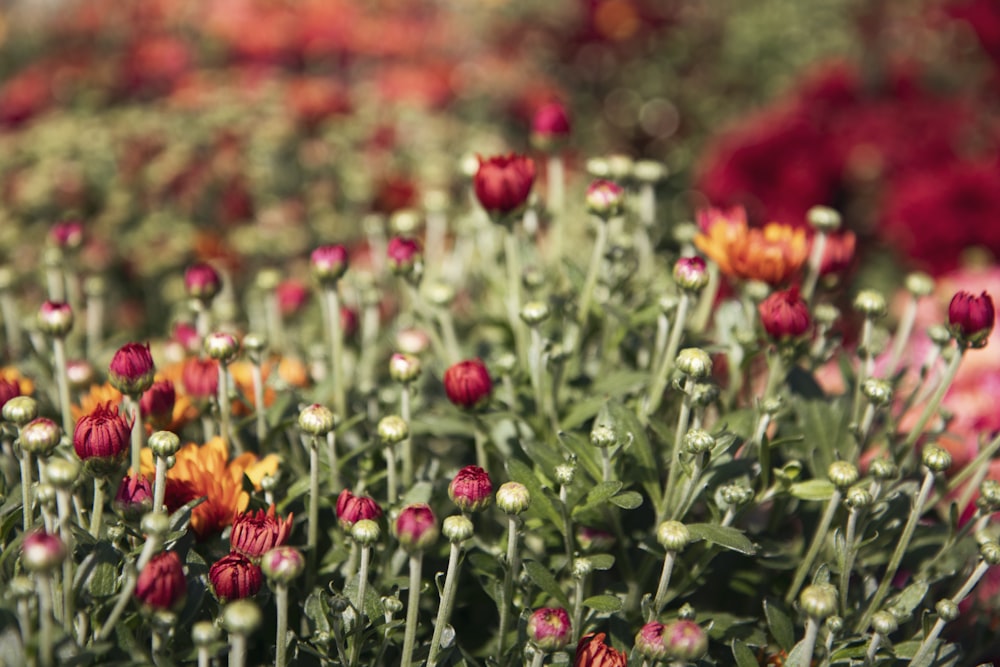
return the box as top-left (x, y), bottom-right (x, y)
top-left (0, 367), bottom-right (33, 395)
top-left (140, 437), bottom-right (279, 539)
top-left (72, 383), bottom-right (123, 421)
top-left (228, 357), bottom-right (311, 415)
top-left (694, 206), bottom-right (808, 285)
top-left (694, 206), bottom-right (748, 276)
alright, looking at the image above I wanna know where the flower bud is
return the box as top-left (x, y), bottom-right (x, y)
top-left (449, 465), bottom-right (493, 513)
top-left (576, 526), bottom-right (615, 552)
top-left (36, 483), bottom-right (56, 511)
top-left (387, 236), bottom-right (422, 276)
top-left (635, 621), bottom-right (669, 661)
top-left (231, 506), bottom-right (293, 559)
top-left (979, 480), bottom-right (1000, 512)
top-left (720, 482), bottom-right (754, 507)
top-left (871, 611), bottom-right (898, 636)
top-left (684, 429), bottom-right (714, 455)
top-left (115, 474), bottom-right (153, 520)
top-left (192, 620), bottom-right (220, 647)
top-left (141, 380), bottom-right (176, 430)
top-left (109, 342), bottom-right (156, 395)
top-left (21, 530), bottom-right (67, 573)
top-left (474, 153), bottom-right (537, 222)
top-left (443, 515), bottom-right (474, 543)
top-left (590, 425), bottom-right (617, 449)
top-left (336, 490), bottom-right (383, 529)
top-left (527, 607), bottom-right (572, 652)
top-left (209, 553), bottom-right (263, 603)
top-left (37, 301), bottom-right (73, 337)
top-left (657, 520), bottom-right (691, 552)
top-left (520, 300), bottom-right (550, 326)
top-left (980, 541), bottom-right (1000, 566)
top-left (10, 575), bottom-right (34, 599)
top-left (149, 431), bottom-right (181, 459)
top-left (351, 519), bottom-right (381, 546)
top-left (634, 159), bottom-right (667, 184)
top-left (800, 583), bottom-right (837, 619)
top-left (828, 461), bottom-right (859, 490)
top-left (3, 396), bottom-right (38, 426)
top-left (182, 357), bottom-right (219, 400)
top-left (813, 303), bottom-right (840, 328)
top-left (868, 458), bottom-right (897, 481)
top-left (204, 332), bottom-right (239, 364)
top-left (531, 102), bottom-right (571, 151)
top-left (20, 418), bottom-right (61, 456)
top-left (555, 464), bottom-right (575, 486)
top-left (572, 557), bottom-right (594, 579)
top-left (396, 328), bottom-right (430, 355)
top-left (141, 510), bottom-right (171, 538)
top-left (389, 353), bottom-right (422, 384)
top-left (585, 179), bottom-right (625, 219)
top-left (826, 615), bottom-right (844, 635)
top-left (662, 620), bottom-right (708, 662)
top-left (935, 599), bottom-right (959, 623)
top-left (759, 287), bottom-right (811, 341)
top-left (905, 271), bottom-right (934, 298)
top-left (310, 245), bottom-right (349, 286)
top-left (806, 205), bottom-right (841, 232)
top-left (443, 359), bottom-right (492, 409)
top-left (394, 504), bottom-right (438, 552)
top-left (184, 263), bottom-right (222, 302)
top-left (854, 290), bottom-right (887, 319)
top-left (222, 599), bottom-right (263, 635)
top-left (298, 403), bottom-right (335, 436)
top-left (136, 551), bottom-right (187, 611)
top-left (861, 378), bottom-right (893, 406)
top-left (676, 348), bottom-right (712, 379)
top-left (47, 458), bottom-right (80, 489)
top-left (922, 445), bottom-right (952, 473)
top-left (382, 595), bottom-right (404, 616)
top-left (260, 546), bottom-right (305, 584)
top-left (948, 290), bottom-right (995, 348)
top-left (844, 486), bottom-right (872, 510)
top-left (673, 257), bottom-right (709, 292)
top-left (496, 481), bottom-right (531, 515)
top-left (377, 415), bottom-right (408, 445)
top-left (73, 403), bottom-right (131, 475)
top-left (426, 281), bottom-right (456, 307)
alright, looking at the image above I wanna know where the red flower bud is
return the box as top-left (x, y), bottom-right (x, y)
top-left (336, 489), bottom-right (382, 530)
top-left (673, 256), bottom-right (708, 292)
top-left (0, 377), bottom-right (22, 412)
top-left (662, 620), bottom-right (708, 662)
top-left (528, 607), bottom-right (572, 651)
top-left (443, 359), bottom-right (492, 409)
top-left (576, 525), bottom-right (615, 552)
top-left (473, 154), bottom-right (536, 222)
top-left (311, 244), bottom-right (349, 285)
top-left (209, 552), bottom-right (263, 603)
top-left (114, 474), bottom-right (153, 520)
top-left (22, 530), bottom-right (67, 573)
top-left (448, 465), bottom-right (493, 513)
top-left (49, 219), bottom-right (84, 250)
top-left (531, 102), bottom-right (571, 150)
top-left (181, 357), bottom-right (219, 401)
top-left (387, 236), bottom-right (422, 276)
top-left (73, 403), bottom-right (131, 471)
top-left (758, 287), bottom-right (811, 341)
top-left (276, 279), bottom-right (310, 317)
top-left (585, 180), bottom-right (625, 219)
top-left (109, 342), bottom-right (156, 395)
top-left (173, 322), bottom-right (200, 352)
top-left (230, 505), bottom-right (294, 559)
top-left (184, 263), bottom-right (222, 301)
top-left (948, 290), bottom-right (995, 349)
top-left (394, 503), bottom-right (438, 552)
top-left (340, 306), bottom-right (359, 340)
top-left (573, 632), bottom-right (627, 667)
top-left (140, 379), bottom-right (176, 430)
top-left (136, 551), bottom-right (186, 610)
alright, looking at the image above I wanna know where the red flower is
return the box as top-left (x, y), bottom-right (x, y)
top-left (182, 357), bottom-right (219, 400)
top-left (387, 236), bottom-right (422, 275)
top-left (135, 551), bottom-right (186, 610)
top-left (184, 263), bottom-right (222, 301)
top-left (394, 503), bottom-right (438, 552)
top-left (73, 403), bottom-right (131, 467)
top-left (109, 342), bottom-right (156, 396)
top-left (443, 359), bottom-right (492, 409)
top-left (948, 290), bottom-right (995, 348)
top-left (758, 287), bottom-right (811, 341)
top-left (114, 474), bottom-right (153, 520)
top-left (209, 552), bottom-right (263, 602)
top-left (473, 154), bottom-right (536, 222)
top-left (573, 632), bottom-right (627, 667)
top-left (336, 489), bottom-right (382, 530)
top-left (141, 379), bottom-right (176, 430)
top-left (818, 231), bottom-right (856, 276)
top-left (448, 465), bottom-right (493, 513)
top-left (528, 607), bottom-right (572, 651)
top-left (230, 505), bottom-right (294, 559)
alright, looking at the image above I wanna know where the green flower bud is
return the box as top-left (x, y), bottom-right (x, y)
top-left (149, 431), bottom-right (181, 459)
top-left (862, 378), bottom-right (893, 406)
top-left (242, 333), bottom-right (268, 356)
top-left (20, 418), bottom-right (61, 457)
top-left (522, 266), bottom-right (546, 292)
top-left (520, 300), bottom-right (551, 326)
top-left (554, 464), bottom-right (575, 486)
top-left (871, 611), bottom-right (898, 636)
top-left (813, 303), bottom-right (840, 328)
top-left (656, 520), bottom-right (691, 552)
top-left (980, 480), bottom-right (1000, 510)
top-left (684, 429), bottom-right (714, 455)
top-left (496, 482), bottom-right (531, 515)
top-left (425, 282), bottom-right (455, 308)
top-left (35, 483), bottom-right (56, 509)
top-left (222, 600), bottom-right (263, 635)
top-left (800, 584), bottom-right (838, 620)
top-left (141, 510), bottom-right (171, 538)
top-left (3, 396), bottom-right (38, 426)
top-left (828, 461), bottom-right (859, 490)
top-left (377, 415), bottom-right (409, 445)
top-left (980, 541), bottom-right (1000, 566)
top-left (927, 324), bottom-right (952, 347)
top-left (935, 599), bottom-right (959, 623)
top-left (351, 519), bottom-right (381, 546)
top-left (761, 396), bottom-right (783, 415)
top-left (204, 332), bottom-right (240, 363)
top-left (807, 206), bottom-right (841, 232)
top-left (676, 348), bottom-right (712, 379)
top-left (10, 575), bottom-right (34, 599)
top-left (844, 486), bottom-right (872, 510)
top-left (743, 280), bottom-right (771, 304)
top-left (46, 458), bottom-right (80, 489)
top-left (382, 595), bottom-right (404, 616)
top-left (572, 557), bottom-right (594, 579)
top-left (442, 515), bottom-right (474, 543)
top-left (590, 425), bottom-right (617, 449)
top-left (720, 483), bottom-right (754, 507)
top-left (905, 272), bottom-right (934, 298)
top-left (922, 445), bottom-right (952, 473)
top-left (854, 290), bottom-right (887, 319)
top-left (298, 404), bottom-right (335, 436)
top-left (633, 160), bottom-right (667, 183)
top-left (192, 620), bottom-right (220, 647)
top-left (388, 353), bottom-right (422, 384)
top-left (825, 615), bottom-right (843, 635)
top-left (869, 458), bottom-right (898, 481)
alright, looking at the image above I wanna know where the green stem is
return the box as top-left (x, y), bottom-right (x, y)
top-left (428, 541), bottom-right (463, 666)
top-left (559, 485), bottom-right (574, 573)
top-left (801, 231), bottom-right (827, 303)
top-left (217, 365), bottom-right (235, 454)
top-left (327, 431), bottom-right (341, 491)
top-left (798, 617), bottom-right (819, 667)
top-left (785, 489), bottom-right (843, 605)
top-left (504, 227), bottom-right (528, 369)
top-left (127, 395), bottom-right (145, 474)
top-left (385, 444), bottom-right (397, 507)
top-left (228, 633), bottom-right (246, 667)
top-left (909, 560), bottom-right (990, 667)
top-left (324, 287), bottom-right (347, 417)
top-left (645, 292), bottom-right (691, 419)
top-left (400, 387), bottom-right (413, 487)
top-left (601, 447), bottom-right (612, 484)
top-left (839, 508), bottom-right (861, 615)
top-left (851, 318), bottom-right (875, 425)
top-left (530, 650), bottom-right (546, 667)
top-left (863, 633), bottom-right (882, 666)
top-left (52, 337), bottom-right (74, 438)
top-left (498, 516), bottom-right (519, 657)
top-left (251, 360), bottom-right (266, 444)
top-left (659, 379), bottom-right (692, 521)
top-left (529, 326), bottom-right (545, 413)
top-left (275, 584), bottom-right (289, 667)
top-left (17, 596), bottom-right (33, 667)
top-left (90, 478), bottom-right (106, 538)
top-left (20, 450), bottom-right (33, 533)
top-left (349, 544), bottom-right (371, 667)
top-left (56, 489), bottom-right (75, 629)
top-left (674, 453), bottom-right (705, 521)
top-left (649, 551), bottom-right (676, 621)
top-left (901, 350), bottom-right (963, 452)
top-left (885, 295), bottom-right (918, 377)
top-left (572, 577), bottom-right (586, 643)
top-left (38, 574), bottom-right (55, 667)
top-left (400, 553), bottom-right (423, 667)
top-left (153, 456), bottom-right (167, 512)
top-left (437, 309), bottom-right (462, 366)
top-left (577, 217), bottom-right (609, 331)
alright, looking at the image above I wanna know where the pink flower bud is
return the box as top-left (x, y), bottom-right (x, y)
top-left (184, 263), bottom-right (222, 301)
top-left (114, 474), bottom-right (153, 520)
top-left (585, 179), bottom-right (625, 219)
top-left (758, 287), bottom-right (811, 341)
top-left (135, 551), bottom-right (186, 610)
top-left (527, 607), bottom-right (571, 651)
top-left (673, 256), bottom-right (708, 292)
top-left (73, 403), bottom-right (131, 473)
top-left (230, 506), bottom-right (294, 560)
top-left (336, 489), bottom-right (382, 530)
top-left (49, 219), bottom-right (84, 250)
top-left (443, 359), bottom-right (492, 410)
top-left (311, 244), bottom-right (349, 285)
top-left (394, 503), bottom-right (438, 552)
top-left (108, 342), bottom-right (156, 395)
top-left (387, 236), bottom-right (423, 276)
top-left (21, 530), bottom-right (67, 573)
top-left (948, 290), bottom-right (995, 349)
top-left (181, 357), bottom-right (219, 400)
top-left (37, 301), bottom-right (73, 337)
top-left (473, 154), bottom-right (536, 222)
top-left (209, 552), bottom-right (263, 602)
top-left (531, 102), bottom-right (571, 150)
top-left (448, 465), bottom-right (493, 513)
top-left (261, 545), bottom-right (305, 584)
top-left (140, 379), bottom-right (176, 430)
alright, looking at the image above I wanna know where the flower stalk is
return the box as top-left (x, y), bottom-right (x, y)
top-left (400, 553), bottom-right (424, 667)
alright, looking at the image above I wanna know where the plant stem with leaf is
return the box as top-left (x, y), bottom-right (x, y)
top-left (786, 489), bottom-right (843, 605)
top-left (428, 540), bottom-right (463, 667)
top-left (649, 550), bottom-right (677, 621)
top-left (909, 559), bottom-right (991, 667)
top-left (497, 516), bottom-right (519, 657)
top-left (645, 293), bottom-right (691, 420)
top-left (400, 553), bottom-right (423, 667)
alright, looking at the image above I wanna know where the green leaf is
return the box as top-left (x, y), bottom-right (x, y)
top-left (399, 481), bottom-right (433, 506)
top-left (304, 591), bottom-right (331, 634)
top-left (763, 599), bottom-right (794, 651)
top-left (582, 594), bottom-right (623, 613)
top-left (784, 638), bottom-right (811, 667)
top-left (507, 459), bottom-right (565, 534)
top-left (789, 480), bottom-right (836, 501)
top-left (524, 560), bottom-right (570, 608)
top-left (588, 554), bottom-right (615, 570)
top-left (76, 542), bottom-right (121, 599)
top-left (732, 639), bottom-right (759, 667)
top-left (687, 523), bottom-right (756, 555)
top-left (888, 582), bottom-right (929, 618)
top-left (609, 491), bottom-right (643, 510)
top-left (168, 496), bottom-right (206, 535)
top-left (608, 400), bottom-right (663, 510)
top-left (794, 399), bottom-right (851, 475)
top-left (586, 481), bottom-right (623, 504)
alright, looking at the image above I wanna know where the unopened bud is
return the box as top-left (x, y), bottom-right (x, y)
top-left (242, 333), bottom-right (268, 356)
top-left (871, 611), bottom-right (898, 636)
top-left (935, 599), bottom-right (959, 623)
top-left (299, 404), bottom-right (335, 436)
top-left (844, 486), bottom-right (872, 510)
top-left (862, 379), bottom-right (893, 406)
top-left (192, 620), bottom-right (220, 647)
top-left (720, 483), bottom-right (753, 507)
top-left (980, 541), bottom-right (1000, 566)
top-left (204, 332), bottom-right (239, 363)
top-left (222, 600), bottom-right (263, 635)
top-left (676, 348), bottom-right (712, 379)
top-left (590, 425), bottom-right (617, 449)
top-left (572, 557), bottom-right (594, 579)
top-left (442, 515), bottom-right (474, 543)
top-left (869, 458), bottom-right (897, 481)
top-left (351, 519), bottom-right (381, 546)
top-left (20, 418), bottom-right (61, 456)
top-left (47, 458), bottom-right (80, 489)
top-left (806, 206), bottom-right (841, 232)
top-left (980, 480), bottom-right (1000, 511)
top-left (496, 482), bottom-right (531, 515)
top-left (389, 353), bottom-right (422, 384)
top-left (684, 429), bottom-right (714, 455)
top-left (555, 464), bottom-right (575, 486)
top-left (382, 595), bottom-right (404, 616)
top-left (800, 584), bottom-right (838, 620)
top-left (828, 461), bottom-right (859, 490)
top-left (813, 303), bottom-right (840, 328)
top-left (520, 301), bottom-right (550, 326)
top-left (854, 290), bottom-right (887, 319)
top-left (656, 520), bottom-right (690, 552)
top-left (905, 272), bottom-right (934, 298)
top-left (141, 510), bottom-right (171, 538)
top-left (927, 324), bottom-right (952, 347)
top-left (425, 282), bottom-right (455, 308)
top-left (261, 546), bottom-right (305, 584)
top-left (377, 415), bottom-right (409, 445)
top-left (3, 396), bottom-right (38, 426)
top-left (149, 431), bottom-right (181, 459)
top-left (922, 445), bottom-right (952, 473)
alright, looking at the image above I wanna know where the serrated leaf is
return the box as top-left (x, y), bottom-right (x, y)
top-left (732, 639), bottom-right (759, 667)
top-left (586, 481), bottom-right (624, 504)
top-left (608, 400), bottom-right (662, 510)
top-left (789, 480), bottom-right (836, 501)
top-left (687, 523), bottom-right (756, 555)
top-left (609, 491), bottom-right (643, 510)
top-left (763, 599), bottom-right (794, 651)
top-left (507, 459), bottom-right (564, 534)
top-left (524, 560), bottom-right (570, 608)
top-left (582, 594), bottom-right (623, 613)
top-left (588, 554), bottom-right (615, 570)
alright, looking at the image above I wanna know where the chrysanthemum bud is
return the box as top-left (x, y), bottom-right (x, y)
top-left (531, 102), bottom-right (571, 151)
top-left (377, 415), bottom-right (408, 444)
top-left (336, 489), bottom-right (383, 529)
top-left (389, 353), bottom-right (422, 384)
top-left (799, 583), bottom-right (837, 619)
top-left (869, 458), bottom-right (897, 481)
top-left (979, 480), bottom-right (1000, 511)
top-left (657, 521), bottom-right (691, 553)
top-left (222, 599), bottom-right (263, 635)
top-left (759, 287), bottom-right (811, 341)
top-left (720, 483), bottom-right (754, 507)
top-left (555, 464), bottom-right (575, 486)
top-left (47, 458), bottom-right (80, 489)
top-left (826, 615), bottom-right (844, 635)
top-left (310, 245), bottom-right (349, 286)
top-left (394, 504), bottom-right (438, 552)
top-left (209, 553), bottom-right (263, 603)
top-left (663, 620), bottom-right (709, 662)
top-left (980, 541), bottom-right (1000, 566)
top-left (590, 425), bottom-right (617, 449)
top-left (527, 607), bottom-right (572, 652)
top-left (496, 481), bottom-right (531, 515)
top-left (813, 303), bottom-right (840, 328)
top-left (634, 160), bottom-right (667, 184)
top-left (806, 206), bottom-right (841, 232)
top-left (448, 465), bottom-right (493, 513)
top-left (37, 301), bottom-right (73, 337)
top-left (382, 595), bottom-right (404, 616)
top-left (21, 530), bottom-right (67, 573)
top-left (922, 445), bottom-right (952, 473)
top-left (204, 332), bottom-right (239, 363)
top-left (576, 526), bottom-right (614, 552)
top-left (260, 546), bottom-right (305, 584)
top-left (298, 403), bottom-right (335, 436)
top-left (230, 506), bottom-right (293, 559)
top-left (905, 272), bottom-right (934, 298)
top-left (948, 290), bottom-right (995, 349)
top-left (684, 429), bottom-right (714, 455)
top-left (862, 378), bottom-right (893, 406)
top-left (3, 395), bottom-right (37, 425)
top-left (136, 551), bottom-right (187, 611)
top-left (141, 510), bottom-right (171, 538)
top-left (935, 599), bottom-right (959, 623)
top-left (351, 519), bottom-right (381, 546)
top-left (871, 611), bottom-right (898, 636)
top-left (149, 431), bottom-right (181, 459)
top-left (585, 179), bottom-right (626, 220)
top-left (635, 621), bottom-right (669, 661)
top-left (828, 461), bottom-right (859, 490)
top-left (443, 515), bottom-right (474, 543)
top-left (73, 403), bottom-right (131, 475)
top-left (182, 357), bottom-right (219, 400)
top-left (396, 327), bottom-right (430, 355)
top-left (109, 342), bottom-right (156, 395)
top-left (844, 486), bottom-right (872, 510)
top-left (443, 359), bottom-right (492, 409)
top-left (387, 236), bottom-right (422, 276)
top-left (10, 575), bottom-right (34, 599)
top-left (520, 300), bottom-right (550, 326)
top-left (854, 290), bottom-right (887, 319)
top-left (425, 281), bottom-right (455, 308)
top-left (473, 154), bottom-right (536, 223)
top-left (572, 557), bottom-right (594, 579)
top-left (36, 483), bottom-right (56, 511)
top-left (20, 418), bottom-right (61, 456)
top-left (115, 474), bottom-right (153, 520)
top-left (242, 333), bottom-right (268, 357)
top-left (192, 620), bottom-right (220, 647)
top-left (184, 263), bottom-right (222, 302)
top-left (676, 348), bottom-right (712, 379)
top-left (673, 257), bottom-right (709, 292)
top-left (141, 380), bottom-right (176, 430)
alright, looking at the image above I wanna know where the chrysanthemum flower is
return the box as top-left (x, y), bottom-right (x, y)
top-left (694, 206), bottom-right (808, 285)
top-left (230, 505), bottom-right (293, 559)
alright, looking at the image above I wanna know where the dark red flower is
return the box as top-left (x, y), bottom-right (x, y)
top-left (948, 290), bottom-right (995, 348)
top-left (443, 359), bottom-right (492, 409)
top-left (181, 357), bottom-right (219, 400)
top-left (473, 154), bottom-right (536, 221)
top-left (394, 503), bottom-right (438, 552)
top-left (209, 552), bottom-right (263, 602)
top-left (184, 263), bottom-right (222, 301)
top-left (387, 236), bottom-right (422, 275)
top-left (109, 342), bottom-right (155, 396)
top-left (336, 489), bottom-right (382, 530)
top-left (140, 379), bottom-right (176, 430)
top-left (135, 551), bottom-right (186, 610)
top-left (758, 287), bottom-right (811, 341)
top-left (114, 474), bottom-right (153, 520)
top-left (448, 465), bottom-right (493, 513)
top-left (230, 505), bottom-right (294, 559)
top-left (573, 632), bottom-right (627, 667)
top-left (73, 403), bottom-right (131, 467)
